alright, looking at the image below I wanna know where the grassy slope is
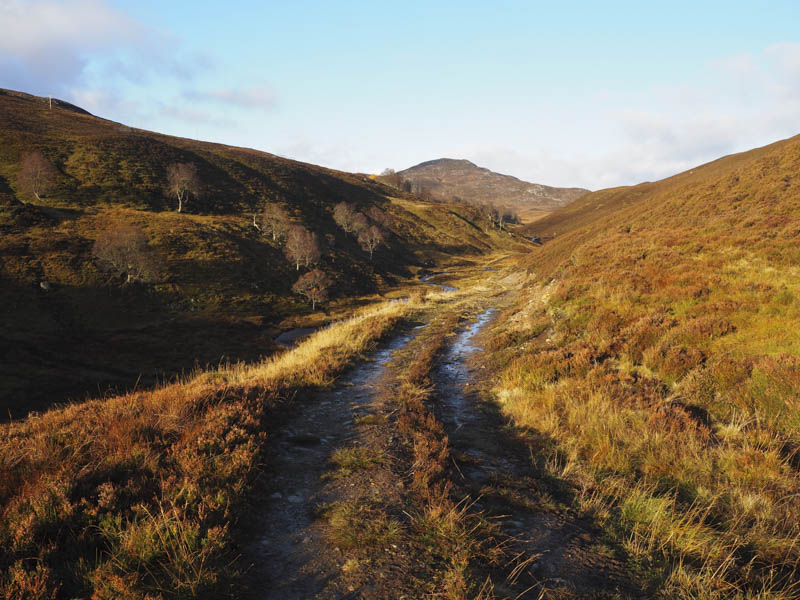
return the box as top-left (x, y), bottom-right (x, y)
top-left (0, 88), bottom-right (519, 419)
top-left (0, 298), bottom-right (418, 599)
top-left (492, 134), bottom-right (800, 596)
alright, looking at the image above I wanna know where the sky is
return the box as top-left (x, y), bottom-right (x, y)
top-left (2, 0), bottom-right (799, 190)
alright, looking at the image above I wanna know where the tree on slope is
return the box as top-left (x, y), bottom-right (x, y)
top-left (284, 225), bottom-right (321, 270)
top-left (333, 201), bottom-right (358, 233)
top-left (93, 226), bottom-right (162, 284)
top-left (351, 212), bottom-right (368, 235)
top-left (367, 205), bottom-right (392, 228)
top-left (292, 268), bottom-right (331, 310)
top-left (260, 203), bottom-right (291, 241)
top-left (17, 151), bottom-right (57, 202)
top-left (166, 162), bottom-right (201, 213)
top-left (358, 225), bottom-right (385, 260)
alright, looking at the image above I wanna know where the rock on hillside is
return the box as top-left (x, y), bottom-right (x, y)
top-left (397, 158), bottom-right (588, 209)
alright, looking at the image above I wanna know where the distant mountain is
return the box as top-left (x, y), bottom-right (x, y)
top-left (397, 158), bottom-right (588, 209)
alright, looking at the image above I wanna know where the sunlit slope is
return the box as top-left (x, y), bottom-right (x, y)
top-left (0, 89), bottom-right (398, 214)
top-left (493, 134), bottom-right (800, 596)
top-left (523, 133), bottom-right (800, 277)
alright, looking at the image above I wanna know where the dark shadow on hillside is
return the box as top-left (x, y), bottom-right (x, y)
top-left (0, 279), bottom-right (283, 422)
top-left (0, 174), bottom-right (14, 197)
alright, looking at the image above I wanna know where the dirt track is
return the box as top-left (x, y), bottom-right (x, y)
top-left (239, 295), bottom-right (642, 598)
top-left (434, 309), bottom-right (641, 598)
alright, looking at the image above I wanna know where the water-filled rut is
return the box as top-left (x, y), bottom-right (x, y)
top-left (433, 309), bottom-right (640, 598)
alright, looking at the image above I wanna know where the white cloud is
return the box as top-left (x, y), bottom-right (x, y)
top-left (464, 43), bottom-right (800, 189)
top-left (0, 0), bottom-right (147, 92)
top-left (0, 0), bottom-right (206, 118)
top-left (158, 105), bottom-right (237, 128)
top-left (275, 139), bottom-right (365, 173)
top-left (0, 0), bottom-right (144, 53)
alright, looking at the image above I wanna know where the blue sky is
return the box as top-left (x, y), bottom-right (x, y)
top-left (2, 1), bottom-right (799, 189)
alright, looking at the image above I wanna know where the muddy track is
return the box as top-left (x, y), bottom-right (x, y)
top-left (237, 299), bottom-right (642, 598)
top-left (434, 309), bottom-right (643, 598)
top-left (239, 327), bottom-right (420, 599)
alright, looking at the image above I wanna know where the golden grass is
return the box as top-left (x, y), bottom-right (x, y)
top-left (0, 298), bottom-right (415, 598)
top-left (489, 134), bottom-right (800, 597)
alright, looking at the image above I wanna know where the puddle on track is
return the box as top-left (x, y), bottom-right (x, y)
top-left (274, 327), bottom-right (318, 348)
top-left (243, 329), bottom-right (418, 600)
top-left (419, 273), bottom-right (457, 292)
top-left (438, 309), bottom-right (496, 428)
top-left (433, 309), bottom-right (640, 598)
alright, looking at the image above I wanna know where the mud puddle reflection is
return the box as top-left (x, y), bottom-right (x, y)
top-left (419, 273), bottom-right (457, 292)
top-left (438, 309), bottom-right (496, 428)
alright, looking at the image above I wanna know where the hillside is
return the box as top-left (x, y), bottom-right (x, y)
top-left (489, 133), bottom-right (800, 596)
top-left (0, 88), bottom-right (521, 419)
top-left (3, 89), bottom-right (800, 597)
top-left (396, 158), bottom-right (588, 214)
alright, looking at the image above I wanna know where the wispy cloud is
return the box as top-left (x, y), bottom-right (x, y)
top-left (0, 0), bottom-right (154, 92)
top-left (183, 86), bottom-right (277, 111)
top-left (183, 84), bottom-right (277, 112)
top-left (461, 43), bottom-right (800, 189)
top-left (158, 105), bottom-right (237, 128)
top-left (0, 0), bottom-right (212, 125)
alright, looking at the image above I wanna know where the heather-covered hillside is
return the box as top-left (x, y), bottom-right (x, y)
top-left (0, 89), bottom-right (521, 418)
top-left (491, 133), bottom-right (800, 597)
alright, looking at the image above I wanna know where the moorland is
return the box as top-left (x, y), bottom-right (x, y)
top-left (1, 88), bottom-right (799, 599)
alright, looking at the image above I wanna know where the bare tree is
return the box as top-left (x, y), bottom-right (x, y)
top-left (292, 268), bottom-right (331, 310)
top-left (498, 206), bottom-right (509, 231)
top-left (260, 203), bottom-right (291, 241)
top-left (333, 201), bottom-right (357, 233)
top-left (358, 225), bottom-right (385, 260)
top-left (166, 162), bottom-right (201, 213)
top-left (93, 226), bottom-right (162, 283)
top-left (284, 225), bottom-right (321, 270)
top-left (487, 206), bottom-right (500, 229)
top-left (17, 151), bottom-right (57, 202)
top-left (377, 168), bottom-right (401, 188)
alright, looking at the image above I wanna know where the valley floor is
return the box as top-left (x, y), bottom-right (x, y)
top-left (234, 264), bottom-right (642, 599)
top-left (3, 252), bottom-right (799, 599)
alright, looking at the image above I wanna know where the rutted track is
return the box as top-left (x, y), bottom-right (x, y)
top-left (433, 309), bottom-right (642, 598)
top-left (237, 278), bottom-right (642, 598)
top-left (241, 328), bottom-right (419, 599)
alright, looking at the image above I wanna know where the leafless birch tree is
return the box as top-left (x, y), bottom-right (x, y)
top-left (358, 224), bottom-right (385, 260)
top-left (93, 226), bottom-right (162, 283)
top-left (333, 201), bottom-right (357, 233)
top-left (17, 151), bottom-right (57, 202)
top-left (166, 162), bottom-right (201, 213)
top-left (292, 268), bottom-right (331, 309)
top-left (260, 203), bottom-right (291, 241)
top-left (284, 225), bottom-right (321, 270)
